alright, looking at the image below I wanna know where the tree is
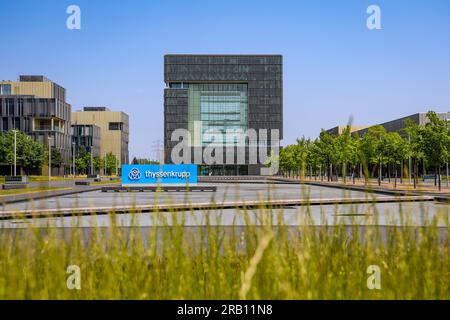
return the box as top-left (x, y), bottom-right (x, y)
top-left (308, 139), bottom-right (324, 181)
top-left (404, 120), bottom-right (425, 188)
top-left (105, 153), bottom-right (118, 176)
top-left (75, 147), bottom-right (90, 175)
top-left (334, 126), bottom-right (357, 183)
top-left (264, 150), bottom-right (279, 175)
top-left (421, 111), bottom-right (450, 191)
top-left (44, 147), bottom-right (63, 169)
top-left (132, 157), bottom-right (159, 165)
top-left (295, 137), bottom-right (311, 179)
top-left (93, 156), bottom-right (103, 173)
top-left (360, 125), bottom-right (388, 186)
top-left (0, 130), bottom-right (45, 175)
top-left (315, 131), bottom-right (336, 181)
top-left (279, 145), bottom-right (297, 177)
top-left (384, 132), bottom-right (408, 188)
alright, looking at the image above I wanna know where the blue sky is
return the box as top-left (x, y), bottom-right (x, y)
top-left (1, 0), bottom-right (449, 159)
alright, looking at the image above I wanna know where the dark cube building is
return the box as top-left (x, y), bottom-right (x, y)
top-left (164, 54), bottom-right (283, 175)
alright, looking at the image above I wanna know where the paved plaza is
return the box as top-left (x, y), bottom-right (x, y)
top-left (1, 183), bottom-right (388, 212)
top-left (0, 183), bottom-right (448, 228)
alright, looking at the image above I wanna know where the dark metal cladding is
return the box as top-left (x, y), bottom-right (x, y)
top-left (164, 55), bottom-right (283, 176)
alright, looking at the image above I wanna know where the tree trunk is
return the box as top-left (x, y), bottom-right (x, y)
top-left (413, 158), bottom-right (417, 189)
top-left (423, 161), bottom-right (426, 182)
top-left (446, 162), bottom-right (449, 188)
top-left (413, 159), bottom-right (419, 189)
top-left (388, 163), bottom-right (391, 183)
top-left (353, 167), bottom-right (356, 185)
top-left (394, 164), bottom-right (397, 188)
top-left (400, 160), bottom-right (403, 184)
top-left (343, 162), bottom-right (346, 184)
top-left (378, 158), bottom-right (382, 186)
top-left (435, 163), bottom-right (438, 186)
top-left (438, 163), bottom-right (441, 191)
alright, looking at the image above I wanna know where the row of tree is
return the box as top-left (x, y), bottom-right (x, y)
top-left (131, 157), bottom-right (159, 165)
top-left (278, 111), bottom-right (450, 190)
top-left (0, 130), bottom-right (120, 176)
top-left (74, 148), bottom-right (119, 176)
top-left (0, 130), bottom-right (62, 174)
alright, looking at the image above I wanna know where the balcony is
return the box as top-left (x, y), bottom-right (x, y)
top-left (33, 118), bottom-right (64, 133)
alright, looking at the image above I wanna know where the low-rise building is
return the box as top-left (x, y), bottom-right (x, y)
top-left (352, 112), bottom-right (450, 136)
top-left (71, 124), bottom-right (101, 158)
top-left (326, 112), bottom-right (450, 137)
top-left (0, 75), bottom-right (72, 175)
top-left (72, 107), bottom-right (129, 171)
top-left (326, 125), bottom-right (369, 136)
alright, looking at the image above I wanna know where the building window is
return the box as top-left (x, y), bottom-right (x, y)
top-left (109, 122), bottom-right (123, 131)
top-left (0, 84), bottom-right (11, 95)
top-left (169, 82), bottom-right (189, 89)
top-left (187, 83), bottom-right (248, 147)
top-left (2, 117), bottom-right (8, 131)
top-left (33, 118), bottom-right (52, 131)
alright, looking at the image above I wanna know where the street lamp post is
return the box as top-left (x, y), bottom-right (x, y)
top-left (90, 149), bottom-right (93, 175)
top-left (72, 142), bottom-right (76, 177)
top-left (48, 136), bottom-right (52, 182)
top-left (408, 134), bottom-right (412, 185)
top-left (12, 130), bottom-right (17, 176)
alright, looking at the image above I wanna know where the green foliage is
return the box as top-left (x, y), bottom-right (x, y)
top-left (422, 111), bottom-right (450, 165)
top-left (279, 111), bottom-right (450, 183)
top-left (105, 152), bottom-right (118, 175)
top-left (93, 156), bottom-right (103, 172)
top-left (0, 205), bottom-right (447, 299)
top-left (0, 130), bottom-right (45, 174)
top-left (44, 147), bottom-right (63, 169)
top-left (131, 157), bottom-right (159, 165)
top-left (75, 147), bottom-right (90, 174)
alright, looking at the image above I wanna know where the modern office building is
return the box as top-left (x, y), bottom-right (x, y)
top-left (71, 124), bottom-right (101, 158)
top-left (72, 107), bottom-right (129, 170)
top-left (326, 125), bottom-right (370, 136)
top-left (164, 54), bottom-right (283, 175)
top-left (352, 112), bottom-right (450, 136)
top-left (0, 75), bottom-right (72, 175)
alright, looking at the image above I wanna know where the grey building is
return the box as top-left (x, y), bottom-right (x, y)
top-left (164, 54), bottom-right (283, 175)
top-left (72, 107), bottom-right (129, 170)
top-left (353, 112), bottom-right (450, 136)
top-left (0, 76), bottom-right (72, 176)
top-left (71, 124), bottom-right (101, 158)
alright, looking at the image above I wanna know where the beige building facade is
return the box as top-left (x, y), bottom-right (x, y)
top-left (0, 75), bottom-right (72, 176)
top-left (72, 107), bottom-right (129, 169)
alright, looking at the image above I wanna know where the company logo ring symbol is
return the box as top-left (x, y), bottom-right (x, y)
top-left (128, 168), bottom-right (141, 180)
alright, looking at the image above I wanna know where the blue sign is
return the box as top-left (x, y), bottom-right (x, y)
top-left (121, 164), bottom-right (198, 185)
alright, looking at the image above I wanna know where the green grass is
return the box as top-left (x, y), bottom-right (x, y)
top-left (0, 200), bottom-right (448, 300)
top-left (0, 186), bottom-right (70, 196)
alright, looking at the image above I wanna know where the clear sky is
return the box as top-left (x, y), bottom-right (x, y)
top-left (1, 0), bottom-right (449, 159)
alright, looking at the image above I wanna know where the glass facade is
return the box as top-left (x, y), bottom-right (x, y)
top-left (187, 83), bottom-right (248, 147)
top-left (71, 124), bottom-right (101, 158)
top-left (0, 84), bottom-right (11, 95)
